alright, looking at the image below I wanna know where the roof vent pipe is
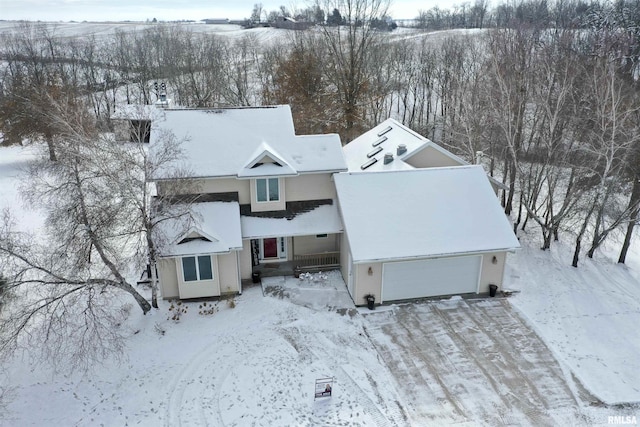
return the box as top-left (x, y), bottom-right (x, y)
top-left (383, 152), bottom-right (394, 165)
top-left (397, 144), bottom-right (407, 156)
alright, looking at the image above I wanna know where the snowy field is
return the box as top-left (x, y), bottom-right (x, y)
top-left (0, 22), bottom-right (293, 47)
top-left (1, 145), bottom-right (639, 425)
top-left (0, 21), bottom-right (478, 46)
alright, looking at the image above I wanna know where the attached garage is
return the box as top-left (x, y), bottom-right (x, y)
top-left (382, 256), bottom-right (481, 302)
top-left (333, 167), bottom-right (521, 306)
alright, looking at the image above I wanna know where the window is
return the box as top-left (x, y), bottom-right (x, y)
top-left (377, 126), bottom-right (392, 136)
top-left (182, 255), bottom-right (213, 282)
top-left (367, 147), bottom-right (383, 158)
top-left (316, 234), bottom-right (328, 239)
top-left (256, 178), bottom-right (279, 202)
top-left (360, 158), bottom-right (377, 170)
top-left (372, 136), bottom-right (387, 147)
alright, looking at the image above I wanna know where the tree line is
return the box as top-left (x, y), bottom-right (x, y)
top-left (1, 1), bottom-right (639, 264)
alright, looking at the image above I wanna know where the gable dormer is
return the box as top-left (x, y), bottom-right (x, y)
top-left (174, 227), bottom-right (224, 249)
top-left (237, 142), bottom-right (293, 213)
top-left (237, 142), bottom-right (297, 178)
top-left (177, 229), bottom-right (217, 245)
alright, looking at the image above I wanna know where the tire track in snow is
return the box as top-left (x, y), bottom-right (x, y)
top-left (281, 322), bottom-right (405, 426)
top-left (366, 305), bottom-right (470, 423)
top-left (164, 335), bottom-right (234, 427)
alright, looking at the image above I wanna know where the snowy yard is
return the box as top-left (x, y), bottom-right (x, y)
top-left (1, 145), bottom-right (639, 425)
top-left (1, 273), bottom-right (627, 426)
top-left (506, 231), bottom-right (640, 406)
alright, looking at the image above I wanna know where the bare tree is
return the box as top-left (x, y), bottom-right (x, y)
top-left (0, 23), bottom-right (72, 160)
top-left (486, 25), bottom-right (540, 215)
top-left (0, 95), bottom-right (193, 369)
top-left (222, 34), bottom-right (263, 106)
top-left (582, 58), bottom-right (640, 258)
top-left (316, 0), bottom-right (390, 142)
top-left (251, 3), bottom-right (264, 24)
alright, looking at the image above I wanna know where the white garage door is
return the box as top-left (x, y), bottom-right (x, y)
top-left (382, 255), bottom-right (482, 302)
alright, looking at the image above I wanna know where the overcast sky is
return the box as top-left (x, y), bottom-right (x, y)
top-left (0, 0), bottom-right (453, 22)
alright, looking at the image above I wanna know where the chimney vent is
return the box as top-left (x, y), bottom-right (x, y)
top-left (383, 152), bottom-right (394, 165)
top-left (397, 144), bottom-right (407, 156)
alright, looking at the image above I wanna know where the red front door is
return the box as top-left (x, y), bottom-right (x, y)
top-left (263, 238), bottom-right (278, 258)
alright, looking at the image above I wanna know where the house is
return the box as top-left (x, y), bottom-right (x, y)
top-left (142, 105), bottom-right (519, 305)
top-left (149, 106), bottom-right (347, 300)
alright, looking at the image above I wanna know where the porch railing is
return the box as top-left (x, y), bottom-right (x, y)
top-left (293, 251), bottom-right (340, 269)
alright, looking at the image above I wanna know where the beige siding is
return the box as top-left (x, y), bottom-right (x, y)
top-left (218, 252), bottom-right (240, 294)
top-left (479, 252), bottom-right (507, 292)
top-left (176, 255), bottom-right (221, 299)
top-left (354, 262), bottom-right (383, 306)
top-left (293, 234), bottom-right (339, 255)
top-left (250, 178), bottom-right (286, 212)
top-left (155, 177), bottom-right (249, 201)
top-left (405, 146), bottom-right (463, 169)
top-left (195, 178), bottom-right (251, 204)
top-left (340, 233), bottom-right (354, 298)
top-left (239, 240), bottom-right (253, 280)
top-left (285, 173), bottom-right (337, 201)
top-left (158, 258), bottom-right (179, 299)
top-left (340, 234), bottom-right (350, 281)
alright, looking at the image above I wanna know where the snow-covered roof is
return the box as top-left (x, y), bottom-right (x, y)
top-left (241, 203), bottom-right (343, 239)
top-left (334, 166), bottom-right (520, 263)
top-left (343, 118), bottom-right (433, 172)
top-left (157, 202), bottom-right (243, 257)
top-left (343, 118), bottom-right (508, 190)
top-left (111, 104), bottom-right (163, 121)
top-left (150, 106), bottom-right (347, 180)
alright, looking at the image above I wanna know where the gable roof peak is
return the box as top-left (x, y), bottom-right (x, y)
top-left (176, 226), bottom-right (220, 246)
top-left (237, 141), bottom-right (298, 178)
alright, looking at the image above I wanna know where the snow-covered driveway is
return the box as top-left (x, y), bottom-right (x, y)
top-left (363, 297), bottom-right (598, 426)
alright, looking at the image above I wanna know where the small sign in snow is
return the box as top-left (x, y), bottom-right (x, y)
top-left (314, 377), bottom-right (333, 399)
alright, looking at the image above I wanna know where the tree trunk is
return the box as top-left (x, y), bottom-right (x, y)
top-left (587, 200), bottom-right (605, 258)
top-left (505, 161), bottom-right (516, 215)
top-left (573, 205), bottom-right (595, 268)
top-left (45, 133), bottom-right (56, 162)
top-left (514, 192), bottom-right (523, 233)
top-left (619, 175), bottom-right (640, 264)
top-left (572, 235), bottom-right (582, 267)
top-left (150, 261), bottom-right (159, 309)
top-left (118, 280), bottom-right (152, 313)
top-left (541, 229), bottom-right (552, 250)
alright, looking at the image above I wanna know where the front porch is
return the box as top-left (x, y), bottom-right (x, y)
top-left (253, 251), bottom-right (341, 278)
